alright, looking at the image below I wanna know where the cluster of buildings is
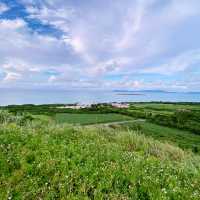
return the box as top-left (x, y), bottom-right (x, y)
top-left (58, 102), bottom-right (129, 109)
top-left (58, 103), bottom-right (92, 109)
top-left (111, 103), bottom-right (129, 108)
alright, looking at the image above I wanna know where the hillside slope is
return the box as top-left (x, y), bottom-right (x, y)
top-left (0, 120), bottom-right (200, 199)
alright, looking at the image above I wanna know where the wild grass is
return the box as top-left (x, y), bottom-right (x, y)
top-left (119, 121), bottom-right (200, 153)
top-left (130, 103), bottom-right (200, 112)
top-left (54, 113), bottom-right (133, 125)
top-left (0, 118), bottom-right (200, 199)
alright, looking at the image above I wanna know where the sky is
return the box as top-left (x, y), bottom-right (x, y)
top-left (0, 0), bottom-right (200, 91)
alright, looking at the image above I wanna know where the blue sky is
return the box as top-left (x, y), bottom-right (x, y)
top-left (0, 0), bottom-right (200, 91)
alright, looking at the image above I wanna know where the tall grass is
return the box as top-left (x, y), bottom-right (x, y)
top-left (0, 112), bottom-right (200, 199)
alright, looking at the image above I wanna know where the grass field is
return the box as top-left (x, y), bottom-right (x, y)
top-left (1, 121), bottom-right (200, 199)
top-left (55, 113), bottom-right (133, 125)
top-left (38, 108), bottom-right (200, 154)
top-left (32, 114), bottom-right (52, 122)
top-left (130, 103), bottom-right (200, 112)
top-left (120, 121), bottom-right (200, 153)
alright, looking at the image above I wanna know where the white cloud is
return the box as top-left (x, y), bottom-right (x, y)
top-left (0, 3), bottom-right (9, 14)
top-left (26, 5), bottom-right (75, 33)
top-left (3, 72), bottom-right (22, 82)
top-left (143, 49), bottom-right (200, 75)
top-left (22, 0), bottom-right (200, 70)
top-left (2, 58), bottom-right (29, 72)
top-left (48, 75), bottom-right (57, 83)
top-left (116, 0), bottom-right (153, 50)
top-left (0, 18), bottom-right (82, 87)
top-left (0, 18), bottom-right (26, 30)
top-left (0, 0), bottom-right (200, 91)
top-left (89, 57), bottom-right (132, 77)
top-left (162, 0), bottom-right (200, 23)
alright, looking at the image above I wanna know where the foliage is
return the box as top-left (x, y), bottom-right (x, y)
top-left (0, 110), bottom-right (33, 125)
top-left (111, 103), bottom-right (200, 135)
top-left (2, 103), bottom-right (200, 135)
top-left (55, 113), bottom-right (133, 125)
top-left (120, 121), bottom-right (200, 153)
top-left (1, 119), bottom-right (200, 199)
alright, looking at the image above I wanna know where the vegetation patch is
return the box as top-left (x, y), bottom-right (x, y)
top-left (54, 113), bottom-right (133, 125)
top-left (119, 121), bottom-right (200, 153)
top-left (1, 121), bottom-right (200, 199)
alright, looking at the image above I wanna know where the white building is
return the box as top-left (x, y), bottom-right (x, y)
top-left (58, 103), bottom-right (92, 109)
top-left (111, 103), bottom-right (129, 108)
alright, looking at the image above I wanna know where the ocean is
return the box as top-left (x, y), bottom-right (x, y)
top-left (1, 89), bottom-right (200, 105)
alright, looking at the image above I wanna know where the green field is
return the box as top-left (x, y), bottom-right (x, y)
top-left (119, 121), bottom-right (200, 153)
top-left (1, 119), bottom-right (200, 199)
top-left (55, 113), bottom-right (133, 125)
top-left (33, 114), bottom-right (52, 122)
top-left (2, 103), bottom-right (200, 154)
top-left (1, 107), bottom-right (200, 199)
top-left (129, 103), bottom-right (200, 112)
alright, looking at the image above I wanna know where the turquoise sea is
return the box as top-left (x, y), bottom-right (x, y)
top-left (1, 89), bottom-right (200, 105)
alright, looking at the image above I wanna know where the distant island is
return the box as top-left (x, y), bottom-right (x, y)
top-left (113, 89), bottom-right (175, 93)
top-left (116, 93), bottom-right (144, 96)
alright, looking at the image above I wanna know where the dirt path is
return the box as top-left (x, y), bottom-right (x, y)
top-left (85, 119), bottom-right (145, 127)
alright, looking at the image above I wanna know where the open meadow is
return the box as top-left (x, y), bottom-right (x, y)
top-left (1, 111), bottom-right (200, 199)
top-left (55, 113), bottom-right (133, 125)
top-left (1, 103), bottom-right (200, 199)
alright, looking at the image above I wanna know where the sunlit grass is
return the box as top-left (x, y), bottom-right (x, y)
top-left (55, 113), bottom-right (133, 125)
top-left (119, 121), bottom-right (200, 153)
top-left (0, 120), bottom-right (200, 199)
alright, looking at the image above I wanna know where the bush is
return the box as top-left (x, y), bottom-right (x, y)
top-left (175, 109), bottom-right (192, 124)
top-left (0, 110), bottom-right (34, 125)
top-left (0, 110), bottom-right (16, 123)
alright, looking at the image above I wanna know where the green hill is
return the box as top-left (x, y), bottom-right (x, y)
top-left (0, 113), bottom-right (200, 199)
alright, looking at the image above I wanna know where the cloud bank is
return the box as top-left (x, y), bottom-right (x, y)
top-left (0, 0), bottom-right (200, 91)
